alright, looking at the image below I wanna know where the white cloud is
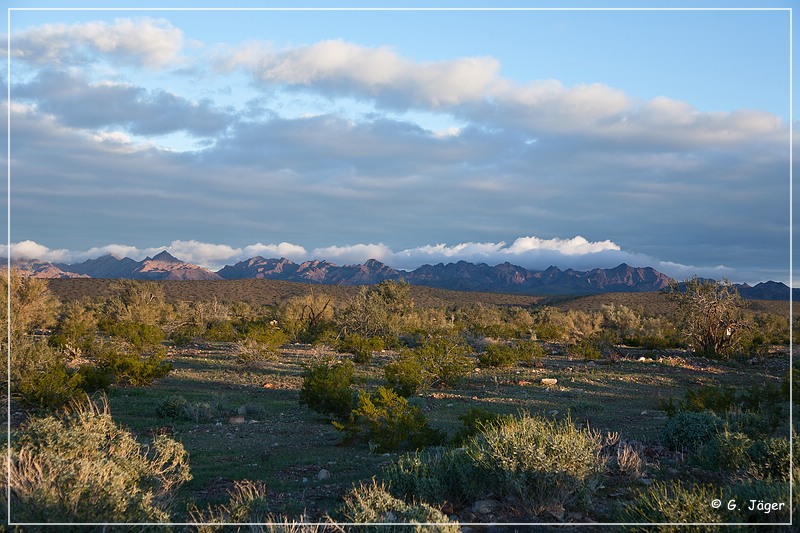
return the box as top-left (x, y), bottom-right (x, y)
top-left (1, 238), bottom-right (783, 284)
top-left (218, 38), bottom-right (787, 148)
top-left (12, 17), bottom-right (185, 69)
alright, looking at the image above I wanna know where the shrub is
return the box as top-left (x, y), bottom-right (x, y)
top-left (696, 426), bottom-right (752, 472)
top-left (385, 356), bottom-right (427, 397)
top-left (237, 320), bottom-right (288, 351)
top-left (408, 336), bottom-right (471, 388)
top-left (660, 411), bottom-right (722, 453)
top-left (569, 339), bottom-right (601, 361)
top-left (298, 360), bottom-right (356, 421)
top-left (339, 479), bottom-right (459, 532)
top-left (101, 320), bottom-right (166, 349)
top-left (464, 413), bottom-right (606, 515)
top-left (747, 437), bottom-right (790, 481)
top-left (49, 300), bottom-right (97, 356)
top-left (13, 340), bottom-right (84, 410)
top-left (382, 447), bottom-right (479, 507)
top-left (183, 401), bottom-right (215, 424)
top-left (723, 480), bottom-right (792, 522)
top-left (157, 395), bottom-right (189, 419)
top-left (339, 333), bottom-right (385, 364)
top-left (334, 387), bottom-right (446, 452)
top-left (10, 396), bottom-right (191, 523)
top-left (235, 338), bottom-right (279, 364)
top-left (95, 346), bottom-right (173, 386)
top-left (202, 319), bottom-right (239, 342)
top-left (477, 343), bottom-right (517, 368)
top-left (515, 340), bottom-right (545, 367)
top-left (622, 480), bottom-right (723, 530)
top-left (452, 407), bottom-right (512, 446)
top-left (169, 324), bottom-right (204, 346)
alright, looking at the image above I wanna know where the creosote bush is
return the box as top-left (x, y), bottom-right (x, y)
top-left (406, 336), bottom-right (471, 388)
top-left (298, 359), bottom-right (356, 421)
top-left (334, 387), bottom-right (445, 452)
top-left (660, 410), bottom-right (722, 453)
top-left (339, 479), bottom-right (459, 532)
top-left (465, 413), bottom-right (606, 515)
top-left (339, 333), bottom-right (385, 364)
top-left (10, 396), bottom-right (191, 523)
top-left (384, 357), bottom-right (426, 397)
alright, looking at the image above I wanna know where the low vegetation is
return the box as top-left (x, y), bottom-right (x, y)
top-left (5, 271), bottom-right (795, 527)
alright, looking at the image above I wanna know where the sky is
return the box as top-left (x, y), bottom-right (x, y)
top-left (1, 1), bottom-right (796, 285)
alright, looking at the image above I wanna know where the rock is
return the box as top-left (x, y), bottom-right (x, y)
top-left (639, 477), bottom-right (653, 486)
top-left (548, 410), bottom-right (559, 416)
top-left (317, 468), bottom-right (330, 480)
top-left (541, 378), bottom-right (558, 386)
top-left (471, 499), bottom-right (499, 514)
top-left (229, 415), bottom-right (245, 425)
top-left (237, 405), bottom-right (247, 415)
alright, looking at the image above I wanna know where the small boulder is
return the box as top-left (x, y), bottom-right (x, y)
top-left (471, 499), bottom-right (499, 514)
top-left (541, 378), bottom-right (558, 386)
top-left (317, 468), bottom-right (330, 480)
top-left (237, 405), bottom-right (247, 415)
top-left (229, 415), bottom-right (245, 425)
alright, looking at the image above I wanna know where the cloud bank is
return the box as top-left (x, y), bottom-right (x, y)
top-left (2, 236), bottom-right (749, 283)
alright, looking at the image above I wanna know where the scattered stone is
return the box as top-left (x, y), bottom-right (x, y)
top-left (302, 477), bottom-right (308, 483)
top-left (639, 478), bottom-right (654, 486)
top-left (229, 415), bottom-right (245, 425)
top-left (215, 421), bottom-right (222, 426)
top-left (640, 411), bottom-right (648, 415)
top-left (541, 378), bottom-right (558, 386)
top-left (548, 410), bottom-right (559, 417)
top-left (317, 468), bottom-right (330, 480)
top-left (471, 499), bottom-right (499, 514)
top-left (517, 380), bottom-right (531, 386)
top-left (567, 512), bottom-right (583, 521)
top-left (237, 405), bottom-right (247, 415)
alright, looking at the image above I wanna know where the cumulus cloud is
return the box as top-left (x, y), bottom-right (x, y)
top-left (218, 38), bottom-right (787, 149)
top-left (11, 17), bottom-right (186, 69)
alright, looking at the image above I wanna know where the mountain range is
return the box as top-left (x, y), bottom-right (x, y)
top-left (4, 251), bottom-right (796, 300)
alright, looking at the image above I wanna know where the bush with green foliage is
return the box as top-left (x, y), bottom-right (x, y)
top-left (747, 437), bottom-right (790, 481)
top-left (202, 319), bottom-right (239, 342)
top-left (385, 356), bottom-right (427, 397)
top-left (95, 345), bottom-right (173, 387)
top-left (339, 479), bottom-right (459, 532)
top-left (660, 410), bottom-right (722, 453)
top-left (477, 343), bottom-right (518, 368)
top-left (515, 339), bottom-right (545, 367)
top-left (452, 407), bottom-right (512, 446)
top-left (14, 342), bottom-right (86, 410)
top-left (334, 387), bottom-right (445, 452)
top-left (465, 413), bottom-right (606, 515)
top-left (339, 333), bottom-right (385, 364)
top-left (101, 320), bottom-right (166, 349)
top-left (695, 426), bottom-right (752, 472)
top-left (622, 480), bottom-right (723, 530)
top-left (299, 360), bottom-right (356, 421)
top-left (407, 336), bottom-right (471, 388)
top-left (10, 396), bottom-right (191, 523)
top-left (569, 338), bottom-right (602, 361)
top-left (157, 395), bottom-right (189, 419)
top-left (381, 447), bottom-right (478, 507)
top-left (49, 300), bottom-right (98, 356)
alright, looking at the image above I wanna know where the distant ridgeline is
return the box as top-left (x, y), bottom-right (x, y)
top-left (3, 252), bottom-right (795, 300)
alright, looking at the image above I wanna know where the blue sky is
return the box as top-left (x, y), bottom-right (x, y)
top-left (2, 1), bottom-right (796, 285)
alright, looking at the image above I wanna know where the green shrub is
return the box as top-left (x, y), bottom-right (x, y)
top-left (696, 426), bottom-right (752, 471)
top-left (169, 324), bottom-right (204, 346)
top-left (12, 340), bottom-right (95, 410)
top-left (236, 320), bottom-right (288, 350)
top-left (157, 395), bottom-right (189, 419)
top-left (747, 437), bottom-right (790, 481)
top-left (382, 447), bottom-right (478, 507)
top-left (95, 346), bottom-right (173, 387)
top-left (299, 360), bottom-right (356, 421)
top-left (183, 401), bottom-right (215, 424)
top-left (569, 339), bottom-right (601, 360)
top-left (477, 344), bottom-right (517, 369)
top-left (452, 407), bottom-right (512, 446)
top-left (622, 480), bottom-right (723, 530)
top-left (49, 300), bottom-right (97, 355)
top-left (515, 340), bottom-right (545, 367)
top-left (723, 480), bottom-right (791, 522)
top-left (102, 321), bottom-right (166, 349)
top-left (408, 336), bottom-right (471, 388)
top-left (660, 411), bottom-right (722, 453)
top-left (202, 319), bottom-right (239, 342)
top-left (339, 479), bottom-right (459, 532)
top-left (385, 356), bottom-right (427, 397)
top-left (339, 333), bottom-right (385, 364)
top-left (334, 387), bottom-right (446, 452)
top-left (189, 480), bottom-right (272, 527)
top-left (464, 413), bottom-right (605, 515)
top-left (10, 396), bottom-right (191, 523)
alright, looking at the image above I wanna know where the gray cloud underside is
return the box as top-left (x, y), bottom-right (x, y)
top-left (14, 69), bottom-right (231, 136)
